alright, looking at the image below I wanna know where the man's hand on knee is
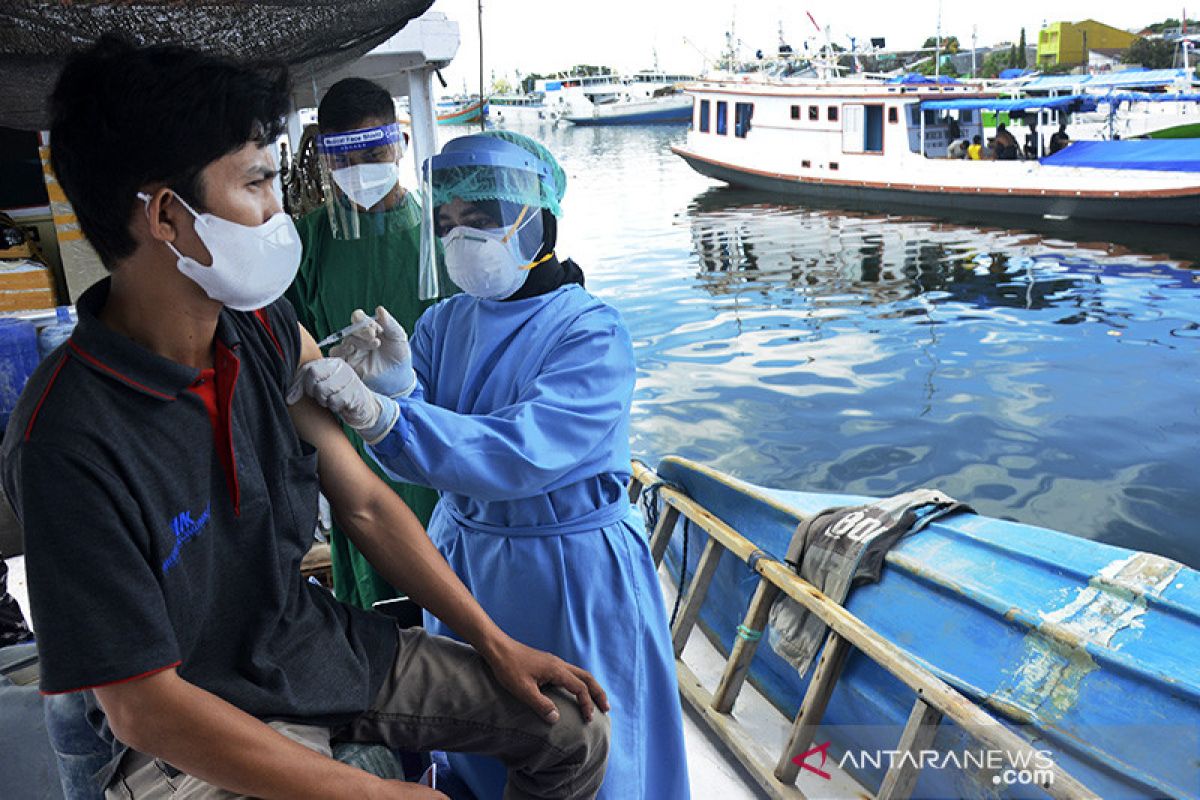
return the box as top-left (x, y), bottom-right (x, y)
top-left (479, 637), bottom-right (610, 724)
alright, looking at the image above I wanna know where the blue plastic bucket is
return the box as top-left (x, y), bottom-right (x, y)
top-left (0, 318), bottom-right (40, 435)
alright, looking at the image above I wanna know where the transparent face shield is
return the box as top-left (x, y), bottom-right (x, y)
top-left (316, 122), bottom-right (406, 240)
top-left (417, 137), bottom-right (559, 299)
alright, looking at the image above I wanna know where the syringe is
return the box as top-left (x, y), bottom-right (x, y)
top-left (316, 316), bottom-right (376, 349)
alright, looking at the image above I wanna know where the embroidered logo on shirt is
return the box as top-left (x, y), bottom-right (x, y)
top-left (162, 504), bottom-right (212, 573)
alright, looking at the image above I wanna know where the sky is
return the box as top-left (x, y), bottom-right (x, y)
top-left (428, 0), bottom-right (1191, 91)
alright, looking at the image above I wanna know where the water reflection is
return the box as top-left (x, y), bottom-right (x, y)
top-left (480, 125), bottom-right (1200, 568)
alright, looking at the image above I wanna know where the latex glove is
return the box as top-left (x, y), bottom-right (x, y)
top-left (329, 307), bottom-right (416, 398)
top-left (288, 357), bottom-right (400, 444)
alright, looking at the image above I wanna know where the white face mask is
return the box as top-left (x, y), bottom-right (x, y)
top-left (440, 226), bottom-right (534, 300)
top-left (139, 192), bottom-right (302, 312)
top-left (331, 162), bottom-right (399, 210)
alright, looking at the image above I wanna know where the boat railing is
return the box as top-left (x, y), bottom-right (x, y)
top-left (628, 460), bottom-right (1099, 800)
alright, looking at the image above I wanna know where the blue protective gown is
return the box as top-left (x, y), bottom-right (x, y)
top-left (368, 284), bottom-right (689, 800)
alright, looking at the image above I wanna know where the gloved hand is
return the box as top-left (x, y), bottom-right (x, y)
top-left (287, 357), bottom-right (400, 444)
top-left (330, 307), bottom-right (416, 398)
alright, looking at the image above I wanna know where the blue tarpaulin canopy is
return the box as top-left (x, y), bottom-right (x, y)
top-left (1022, 68), bottom-right (1195, 92)
top-left (1101, 91), bottom-right (1200, 104)
top-left (920, 95), bottom-right (1099, 112)
top-left (886, 73), bottom-right (961, 85)
top-left (1040, 139), bottom-right (1200, 172)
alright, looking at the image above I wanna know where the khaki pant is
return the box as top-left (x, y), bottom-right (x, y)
top-left (105, 627), bottom-right (610, 800)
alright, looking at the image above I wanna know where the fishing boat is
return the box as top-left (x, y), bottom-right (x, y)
top-left (672, 74), bottom-right (1200, 225)
top-left (632, 456), bottom-right (1200, 799)
top-left (435, 95), bottom-right (488, 125)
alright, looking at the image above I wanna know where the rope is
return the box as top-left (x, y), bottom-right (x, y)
top-left (669, 516), bottom-right (691, 629)
top-left (736, 624), bottom-right (763, 642)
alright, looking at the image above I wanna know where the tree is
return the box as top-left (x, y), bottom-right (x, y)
top-left (980, 48), bottom-right (1013, 78)
top-left (1018, 28), bottom-right (1027, 68)
top-left (1124, 37), bottom-right (1176, 69)
top-left (923, 35), bottom-right (960, 54)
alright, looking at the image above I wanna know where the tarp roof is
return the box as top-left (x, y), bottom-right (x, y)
top-left (1040, 139), bottom-right (1200, 173)
top-left (1022, 68), bottom-right (1196, 92)
top-left (920, 95), bottom-right (1100, 112)
top-left (0, 0), bottom-right (435, 130)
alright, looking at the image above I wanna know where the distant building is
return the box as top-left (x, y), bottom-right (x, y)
top-left (1088, 47), bottom-right (1126, 71)
top-left (1037, 20), bottom-right (1138, 68)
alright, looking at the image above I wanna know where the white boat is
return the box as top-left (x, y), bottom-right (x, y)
top-left (489, 91), bottom-right (559, 127)
top-left (562, 70), bottom-right (695, 126)
top-left (673, 75), bottom-right (1200, 225)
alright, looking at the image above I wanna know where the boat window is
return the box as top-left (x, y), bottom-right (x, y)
top-left (734, 102), bottom-right (754, 138)
top-left (888, 107), bottom-right (898, 123)
top-left (808, 105), bottom-right (819, 121)
top-left (828, 106), bottom-right (839, 122)
top-left (790, 105), bottom-right (801, 120)
top-left (699, 99), bottom-right (710, 133)
top-left (802, 159), bottom-right (811, 168)
top-left (716, 101), bottom-right (728, 135)
top-left (961, 110), bottom-right (975, 123)
top-left (830, 162), bottom-right (839, 170)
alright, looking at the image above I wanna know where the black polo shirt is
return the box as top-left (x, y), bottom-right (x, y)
top-left (1, 279), bottom-right (398, 757)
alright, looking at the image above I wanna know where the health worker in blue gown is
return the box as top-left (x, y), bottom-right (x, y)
top-left (292, 130), bottom-right (689, 799)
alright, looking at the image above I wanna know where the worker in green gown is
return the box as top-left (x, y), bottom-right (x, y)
top-left (285, 77), bottom-right (445, 609)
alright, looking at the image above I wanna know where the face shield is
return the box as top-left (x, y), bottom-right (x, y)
top-left (316, 122), bottom-right (406, 240)
top-left (417, 136), bottom-right (562, 300)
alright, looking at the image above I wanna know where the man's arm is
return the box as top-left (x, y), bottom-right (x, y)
top-left (290, 324), bottom-right (608, 723)
top-left (94, 669), bottom-right (440, 799)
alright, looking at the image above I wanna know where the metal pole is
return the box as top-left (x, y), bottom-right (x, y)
top-left (477, 0), bottom-right (485, 132)
top-left (935, 0), bottom-right (942, 79)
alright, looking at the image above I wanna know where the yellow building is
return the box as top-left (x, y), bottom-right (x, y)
top-left (1037, 20), bottom-right (1138, 68)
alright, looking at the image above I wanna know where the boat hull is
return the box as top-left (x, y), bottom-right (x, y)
top-left (650, 456), bottom-right (1200, 799)
top-left (672, 146), bottom-right (1200, 226)
top-left (566, 104), bottom-right (691, 126)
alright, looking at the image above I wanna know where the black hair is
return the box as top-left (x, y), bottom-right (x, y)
top-left (49, 34), bottom-right (290, 269)
top-left (973, 135), bottom-right (981, 144)
top-left (318, 78), bottom-right (397, 132)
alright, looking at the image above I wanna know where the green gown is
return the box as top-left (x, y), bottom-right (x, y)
top-left (286, 193), bottom-right (441, 610)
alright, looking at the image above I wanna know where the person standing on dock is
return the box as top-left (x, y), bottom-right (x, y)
top-left (293, 131), bottom-right (691, 800)
top-left (286, 77), bottom-right (445, 612)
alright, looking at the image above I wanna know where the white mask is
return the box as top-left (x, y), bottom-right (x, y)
top-left (331, 162), bottom-right (399, 210)
top-left (139, 192), bottom-right (302, 312)
top-left (440, 226), bottom-right (533, 300)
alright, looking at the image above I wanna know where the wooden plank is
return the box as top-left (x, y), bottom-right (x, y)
top-left (877, 697), bottom-right (944, 800)
top-left (626, 474), bottom-right (644, 505)
top-left (677, 661), bottom-right (806, 800)
top-left (775, 630), bottom-right (853, 784)
top-left (671, 536), bottom-right (724, 658)
top-left (712, 578), bottom-right (780, 714)
top-left (649, 504), bottom-right (681, 567)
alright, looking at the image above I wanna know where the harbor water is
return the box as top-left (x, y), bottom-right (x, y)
top-left (448, 123), bottom-right (1200, 569)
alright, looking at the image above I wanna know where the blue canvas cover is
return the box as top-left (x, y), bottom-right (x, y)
top-left (1040, 139), bottom-right (1200, 173)
top-left (920, 95), bottom-right (1098, 112)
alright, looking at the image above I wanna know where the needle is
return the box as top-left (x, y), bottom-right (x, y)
top-left (316, 316), bottom-right (375, 349)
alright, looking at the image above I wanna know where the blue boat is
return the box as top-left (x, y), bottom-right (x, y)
top-left (644, 456), bottom-right (1200, 799)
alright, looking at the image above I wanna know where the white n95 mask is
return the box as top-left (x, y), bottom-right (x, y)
top-left (138, 191), bottom-right (302, 311)
top-left (441, 225), bottom-right (542, 300)
top-left (331, 162), bottom-right (399, 210)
